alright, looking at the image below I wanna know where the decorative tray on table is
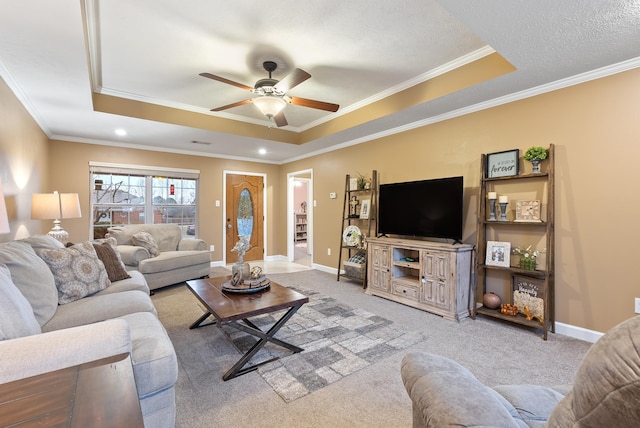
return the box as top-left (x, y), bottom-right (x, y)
top-left (221, 276), bottom-right (270, 294)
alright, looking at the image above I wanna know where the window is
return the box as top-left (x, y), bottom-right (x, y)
top-left (90, 163), bottom-right (199, 239)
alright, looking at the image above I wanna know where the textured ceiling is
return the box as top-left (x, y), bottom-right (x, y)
top-left (0, 0), bottom-right (639, 163)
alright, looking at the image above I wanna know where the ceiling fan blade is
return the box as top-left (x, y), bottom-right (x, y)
top-left (210, 99), bottom-right (252, 112)
top-left (274, 68), bottom-right (311, 93)
top-left (289, 96), bottom-right (339, 112)
top-left (199, 72), bottom-right (253, 91)
top-left (273, 111), bottom-right (288, 127)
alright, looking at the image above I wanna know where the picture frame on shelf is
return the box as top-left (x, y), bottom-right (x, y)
top-left (349, 178), bottom-right (358, 191)
top-left (486, 241), bottom-right (511, 267)
top-left (487, 149), bottom-right (519, 178)
top-left (515, 200), bottom-right (542, 222)
top-left (359, 199), bottom-right (370, 219)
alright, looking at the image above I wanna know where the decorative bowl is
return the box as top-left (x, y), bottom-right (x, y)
top-left (500, 304), bottom-right (518, 316)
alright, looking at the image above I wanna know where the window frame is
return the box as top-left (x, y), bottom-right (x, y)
top-left (89, 162), bottom-right (200, 239)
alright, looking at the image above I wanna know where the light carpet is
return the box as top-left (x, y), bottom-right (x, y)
top-left (224, 286), bottom-right (427, 402)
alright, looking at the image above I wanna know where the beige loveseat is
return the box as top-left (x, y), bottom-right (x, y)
top-left (401, 315), bottom-right (640, 427)
top-left (107, 224), bottom-right (211, 290)
top-left (0, 235), bottom-right (178, 428)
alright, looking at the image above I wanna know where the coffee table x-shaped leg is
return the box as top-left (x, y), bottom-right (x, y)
top-left (190, 304), bottom-right (305, 381)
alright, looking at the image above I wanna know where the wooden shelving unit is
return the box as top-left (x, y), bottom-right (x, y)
top-left (474, 144), bottom-right (555, 339)
top-left (294, 213), bottom-right (307, 242)
top-left (337, 170), bottom-right (378, 287)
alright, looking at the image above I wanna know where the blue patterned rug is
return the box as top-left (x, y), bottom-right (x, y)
top-left (225, 286), bottom-right (427, 403)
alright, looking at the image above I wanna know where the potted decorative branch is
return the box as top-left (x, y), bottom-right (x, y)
top-left (523, 146), bottom-right (549, 174)
top-left (356, 172), bottom-right (367, 190)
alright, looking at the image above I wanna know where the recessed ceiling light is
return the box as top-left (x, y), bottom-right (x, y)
top-left (115, 128), bottom-right (127, 136)
top-left (258, 148), bottom-right (267, 155)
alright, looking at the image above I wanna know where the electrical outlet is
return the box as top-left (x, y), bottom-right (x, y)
top-left (327, 248), bottom-right (331, 256)
top-left (209, 245), bottom-right (215, 252)
top-left (635, 297), bottom-right (640, 314)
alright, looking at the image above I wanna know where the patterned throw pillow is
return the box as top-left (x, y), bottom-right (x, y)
top-left (131, 232), bottom-right (160, 257)
top-left (39, 241), bottom-right (111, 304)
top-left (92, 242), bottom-right (131, 282)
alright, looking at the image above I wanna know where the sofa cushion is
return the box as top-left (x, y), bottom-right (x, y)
top-left (0, 264), bottom-right (41, 340)
top-left (0, 241), bottom-right (58, 326)
top-left (93, 241), bottom-right (131, 281)
top-left (41, 289), bottom-right (157, 332)
top-left (132, 232), bottom-right (160, 257)
top-left (19, 234), bottom-right (65, 251)
top-left (118, 312), bottom-right (178, 398)
top-left (96, 270), bottom-right (149, 296)
top-left (547, 316), bottom-right (640, 427)
top-left (137, 250), bottom-right (212, 274)
top-left (39, 241), bottom-right (111, 304)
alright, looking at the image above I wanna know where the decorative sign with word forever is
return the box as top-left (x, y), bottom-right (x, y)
top-left (487, 149), bottom-right (519, 178)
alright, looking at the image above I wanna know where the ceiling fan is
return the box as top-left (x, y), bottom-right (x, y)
top-left (200, 61), bottom-right (339, 127)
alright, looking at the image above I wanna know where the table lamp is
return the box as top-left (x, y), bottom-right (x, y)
top-left (31, 191), bottom-right (81, 244)
top-left (0, 179), bottom-right (9, 234)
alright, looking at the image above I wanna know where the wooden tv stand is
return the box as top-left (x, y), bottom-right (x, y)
top-left (366, 237), bottom-right (473, 321)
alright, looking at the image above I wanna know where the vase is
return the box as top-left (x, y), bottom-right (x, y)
top-left (483, 292), bottom-right (502, 309)
top-left (519, 257), bottom-right (536, 271)
top-left (530, 159), bottom-right (541, 174)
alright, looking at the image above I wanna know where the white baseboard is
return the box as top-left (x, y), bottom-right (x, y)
top-left (210, 261), bottom-right (225, 267)
top-left (555, 322), bottom-right (603, 343)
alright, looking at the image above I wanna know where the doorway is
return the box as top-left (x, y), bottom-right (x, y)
top-left (224, 173), bottom-right (265, 263)
top-left (288, 170), bottom-right (312, 266)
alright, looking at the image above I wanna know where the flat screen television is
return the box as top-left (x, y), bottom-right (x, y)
top-left (378, 176), bottom-right (463, 242)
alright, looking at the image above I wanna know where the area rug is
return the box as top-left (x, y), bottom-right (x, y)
top-left (222, 286), bottom-right (427, 403)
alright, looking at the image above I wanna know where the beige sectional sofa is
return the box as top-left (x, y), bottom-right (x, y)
top-left (107, 224), bottom-right (211, 290)
top-left (401, 315), bottom-right (640, 427)
top-left (0, 235), bottom-right (178, 428)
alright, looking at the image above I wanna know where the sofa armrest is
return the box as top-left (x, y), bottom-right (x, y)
top-left (178, 238), bottom-right (207, 251)
top-left (0, 319), bottom-right (132, 384)
top-left (116, 244), bottom-right (150, 266)
top-left (401, 352), bottom-right (520, 427)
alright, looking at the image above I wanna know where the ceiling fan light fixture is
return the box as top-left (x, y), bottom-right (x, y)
top-left (253, 95), bottom-right (287, 118)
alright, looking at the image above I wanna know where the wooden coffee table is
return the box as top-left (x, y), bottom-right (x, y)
top-left (186, 276), bottom-right (309, 381)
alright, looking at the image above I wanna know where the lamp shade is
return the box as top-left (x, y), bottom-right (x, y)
top-left (31, 192), bottom-right (81, 220)
top-left (0, 179), bottom-right (9, 234)
top-left (253, 96), bottom-right (286, 117)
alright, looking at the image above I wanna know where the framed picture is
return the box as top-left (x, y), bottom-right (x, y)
top-left (512, 274), bottom-right (545, 323)
top-left (349, 178), bottom-right (358, 191)
top-left (487, 149), bottom-right (519, 178)
top-left (515, 200), bottom-right (541, 222)
top-left (485, 241), bottom-right (511, 267)
top-left (359, 199), bottom-right (371, 219)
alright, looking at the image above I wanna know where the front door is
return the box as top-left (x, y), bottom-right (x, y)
top-left (225, 174), bottom-right (264, 262)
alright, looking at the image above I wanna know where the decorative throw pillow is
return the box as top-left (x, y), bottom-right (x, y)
top-left (92, 242), bottom-right (131, 281)
top-left (0, 241), bottom-right (58, 326)
top-left (39, 241), bottom-right (111, 304)
top-left (93, 237), bottom-right (128, 270)
top-left (131, 231), bottom-right (160, 257)
top-left (0, 264), bottom-right (41, 340)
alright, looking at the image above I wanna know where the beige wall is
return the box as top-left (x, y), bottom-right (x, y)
top-left (46, 141), bottom-right (282, 263)
top-left (282, 67), bottom-right (640, 333)
top-left (2, 67), bottom-right (639, 334)
top-left (0, 78), bottom-right (49, 239)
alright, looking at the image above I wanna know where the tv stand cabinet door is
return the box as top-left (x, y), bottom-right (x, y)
top-left (368, 244), bottom-right (391, 292)
top-left (421, 250), bottom-right (451, 311)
